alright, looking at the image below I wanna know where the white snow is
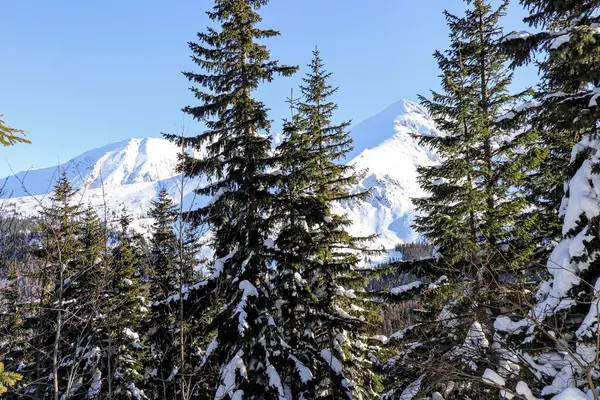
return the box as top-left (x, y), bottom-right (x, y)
top-left (550, 34), bottom-right (571, 50)
top-left (123, 328), bottom-right (140, 341)
top-left (202, 335), bottom-right (218, 366)
top-left (266, 354), bottom-right (286, 399)
top-left (335, 285), bottom-right (357, 299)
top-left (235, 280), bottom-right (259, 335)
top-left (338, 99), bottom-right (442, 247)
top-left (387, 324), bottom-right (421, 343)
top-left (399, 375), bottom-right (423, 400)
top-left (551, 388), bottom-right (587, 400)
top-left (516, 381), bottom-right (537, 400)
top-left (529, 135), bottom-right (600, 325)
top-left (320, 349), bottom-right (343, 374)
top-left (0, 137), bottom-right (208, 220)
top-left (289, 355), bottom-right (313, 383)
top-left (482, 368), bottom-right (505, 387)
top-left (464, 321), bottom-right (489, 350)
top-left (505, 31), bottom-right (531, 41)
top-left (389, 281), bottom-right (423, 295)
top-left (494, 316), bottom-right (529, 334)
top-left (575, 277), bottom-right (600, 339)
top-left (216, 351), bottom-right (247, 400)
top-left (88, 369), bottom-right (102, 397)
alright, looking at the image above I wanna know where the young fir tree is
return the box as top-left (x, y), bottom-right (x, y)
top-left (145, 189), bottom-right (186, 399)
top-left (101, 210), bottom-right (147, 399)
top-left (149, 188), bottom-right (180, 298)
top-left (382, 1), bottom-right (534, 398)
top-left (161, 0), bottom-right (298, 398)
top-left (490, 1), bottom-right (600, 397)
top-left (31, 173), bottom-right (106, 399)
top-left (273, 49), bottom-right (381, 399)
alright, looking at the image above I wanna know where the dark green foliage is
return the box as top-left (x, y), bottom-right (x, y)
top-left (272, 49), bottom-right (382, 399)
top-left (492, 1), bottom-right (600, 396)
top-left (101, 210), bottom-right (148, 399)
top-left (30, 172), bottom-right (105, 399)
top-left (414, 0), bottom-right (530, 271)
top-left (383, 1), bottom-right (535, 398)
top-left (144, 189), bottom-right (201, 400)
top-left (149, 189), bottom-right (181, 299)
top-left (161, 0), bottom-right (301, 398)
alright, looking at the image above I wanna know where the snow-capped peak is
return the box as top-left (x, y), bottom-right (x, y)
top-left (339, 99), bottom-right (441, 248)
top-left (1, 99), bottom-right (439, 248)
top-left (1, 137), bottom-right (189, 198)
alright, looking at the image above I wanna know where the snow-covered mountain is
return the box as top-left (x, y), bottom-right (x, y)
top-left (0, 138), bottom-right (208, 221)
top-left (341, 100), bottom-right (440, 247)
top-left (0, 100), bottom-right (440, 248)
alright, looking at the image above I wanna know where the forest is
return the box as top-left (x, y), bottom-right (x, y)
top-left (1, 0), bottom-right (600, 399)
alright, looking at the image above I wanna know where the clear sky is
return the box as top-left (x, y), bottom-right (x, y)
top-left (0, 0), bottom-right (533, 175)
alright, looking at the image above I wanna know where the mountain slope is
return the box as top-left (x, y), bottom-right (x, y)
top-left (341, 100), bottom-right (440, 247)
top-left (0, 100), bottom-right (440, 247)
top-left (0, 138), bottom-right (207, 220)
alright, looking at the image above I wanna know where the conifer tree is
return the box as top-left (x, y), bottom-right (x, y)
top-left (383, 1), bottom-right (533, 398)
top-left (101, 211), bottom-right (147, 399)
top-left (32, 173), bottom-right (105, 399)
top-left (149, 189), bottom-right (180, 299)
top-left (490, 1), bottom-right (600, 397)
top-left (414, 0), bottom-right (529, 271)
top-left (145, 190), bottom-right (186, 400)
top-left (161, 0), bottom-right (298, 398)
top-left (273, 49), bottom-right (381, 399)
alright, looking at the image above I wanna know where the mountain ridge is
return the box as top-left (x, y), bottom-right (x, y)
top-left (0, 99), bottom-right (439, 247)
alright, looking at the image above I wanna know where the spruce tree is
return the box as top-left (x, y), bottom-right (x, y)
top-left (32, 173), bottom-right (105, 399)
top-left (101, 210), bottom-right (147, 399)
top-left (383, 1), bottom-right (534, 398)
top-left (414, 0), bottom-right (528, 271)
top-left (490, 1), bottom-right (600, 397)
top-left (274, 49), bottom-right (381, 399)
top-left (148, 188), bottom-right (180, 299)
top-left (161, 0), bottom-right (296, 399)
top-left (161, 0), bottom-right (298, 398)
top-left (145, 190), bottom-right (186, 400)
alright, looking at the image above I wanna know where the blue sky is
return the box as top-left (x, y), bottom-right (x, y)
top-left (0, 0), bottom-right (533, 175)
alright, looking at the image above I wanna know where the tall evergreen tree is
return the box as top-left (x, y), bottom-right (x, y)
top-left (145, 190), bottom-right (190, 400)
top-left (274, 49), bottom-right (381, 399)
top-left (414, 0), bottom-right (529, 271)
top-left (101, 211), bottom-right (147, 399)
top-left (382, 1), bottom-right (535, 398)
top-left (31, 173), bottom-right (106, 399)
top-left (162, 0), bottom-right (298, 397)
top-left (490, 1), bottom-right (600, 398)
